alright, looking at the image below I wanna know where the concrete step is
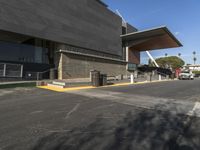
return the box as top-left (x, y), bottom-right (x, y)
top-left (47, 83), bottom-right (66, 89)
top-left (52, 81), bottom-right (67, 86)
top-left (46, 80), bottom-right (91, 89)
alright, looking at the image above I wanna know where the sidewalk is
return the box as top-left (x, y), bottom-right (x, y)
top-left (38, 78), bottom-right (174, 92)
top-left (0, 80), bottom-right (36, 85)
top-left (0, 76), bottom-right (175, 90)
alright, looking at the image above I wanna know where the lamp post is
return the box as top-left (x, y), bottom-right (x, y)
top-left (193, 51), bottom-right (197, 65)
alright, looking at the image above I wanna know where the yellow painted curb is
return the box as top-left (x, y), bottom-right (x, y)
top-left (37, 85), bottom-right (95, 92)
top-left (37, 79), bottom-right (174, 92)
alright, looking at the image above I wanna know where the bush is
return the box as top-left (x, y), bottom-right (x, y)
top-left (192, 71), bottom-right (200, 74)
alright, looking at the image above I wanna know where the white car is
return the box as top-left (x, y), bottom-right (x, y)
top-left (179, 71), bottom-right (194, 80)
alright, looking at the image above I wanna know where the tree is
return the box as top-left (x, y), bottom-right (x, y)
top-left (153, 56), bottom-right (185, 70)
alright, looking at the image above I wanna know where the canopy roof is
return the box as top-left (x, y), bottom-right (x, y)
top-left (121, 26), bottom-right (182, 51)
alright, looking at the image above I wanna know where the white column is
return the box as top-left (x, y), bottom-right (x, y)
top-left (3, 64), bottom-right (6, 77)
top-left (126, 46), bottom-right (129, 61)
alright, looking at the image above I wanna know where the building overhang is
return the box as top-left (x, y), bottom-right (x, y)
top-left (121, 26), bottom-right (183, 51)
top-left (58, 49), bottom-right (127, 63)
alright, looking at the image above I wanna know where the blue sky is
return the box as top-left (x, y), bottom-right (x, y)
top-left (103, 0), bottom-right (200, 64)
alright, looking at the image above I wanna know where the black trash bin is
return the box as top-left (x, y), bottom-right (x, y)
top-left (91, 70), bottom-right (100, 87)
top-left (100, 74), bottom-right (107, 86)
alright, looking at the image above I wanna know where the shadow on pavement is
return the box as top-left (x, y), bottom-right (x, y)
top-left (32, 109), bottom-right (200, 150)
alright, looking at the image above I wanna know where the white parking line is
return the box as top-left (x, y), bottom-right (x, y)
top-left (187, 102), bottom-right (200, 117)
top-left (65, 103), bottom-right (80, 119)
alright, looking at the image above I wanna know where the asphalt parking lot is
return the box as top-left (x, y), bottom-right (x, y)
top-left (0, 79), bottom-right (200, 150)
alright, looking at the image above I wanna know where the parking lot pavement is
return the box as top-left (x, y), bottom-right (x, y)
top-left (0, 79), bottom-right (200, 150)
top-left (97, 79), bottom-right (200, 102)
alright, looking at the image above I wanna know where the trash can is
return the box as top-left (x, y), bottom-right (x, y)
top-left (100, 74), bottom-right (107, 86)
top-left (91, 70), bottom-right (100, 87)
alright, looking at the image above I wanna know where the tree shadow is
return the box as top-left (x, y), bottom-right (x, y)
top-left (32, 107), bottom-right (200, 150)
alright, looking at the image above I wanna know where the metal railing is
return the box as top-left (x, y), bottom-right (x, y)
top-left (36, 68), bottom-right (57, 80)
top-left (0, 63), bottom-right (23, 78)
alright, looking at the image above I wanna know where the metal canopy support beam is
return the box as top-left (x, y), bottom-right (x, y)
top-left (146, 51), bottom-right (162, 81)
top-left (146, 51), bottom-right (159, 67)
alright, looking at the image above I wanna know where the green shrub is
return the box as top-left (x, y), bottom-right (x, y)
top-left (192, 71), bottom-right (200, 74)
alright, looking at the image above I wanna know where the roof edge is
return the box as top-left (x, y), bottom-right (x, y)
top-left (120, 26), bottom-right (183, 47)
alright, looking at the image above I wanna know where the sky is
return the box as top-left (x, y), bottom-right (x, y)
top-left (103, 0), bottom-right (200, 64)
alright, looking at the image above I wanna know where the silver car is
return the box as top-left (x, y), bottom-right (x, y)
top-left (179, 71), bottom-right (194, 80)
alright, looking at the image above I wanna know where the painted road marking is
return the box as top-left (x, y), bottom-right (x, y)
top-left (187, 102), bottom-right (200, 117)
top-left (30, 110), bottom-right (44, 115)
top-left (65, 103), bottom-right (80, 119)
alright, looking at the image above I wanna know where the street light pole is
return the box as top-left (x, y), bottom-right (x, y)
top-left (193, 51), bottom-right (197, 65)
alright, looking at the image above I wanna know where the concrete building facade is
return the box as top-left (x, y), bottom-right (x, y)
top-left (0, 0), bottom-right (182, 80)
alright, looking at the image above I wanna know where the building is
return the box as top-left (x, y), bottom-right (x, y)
top-left (0, 0), bottom-right (182, 80)
top-left (184, 65), bottom-right (200, 71)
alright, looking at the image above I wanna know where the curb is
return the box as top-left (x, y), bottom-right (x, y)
top-left (37, 79), bottom-right (175, 92)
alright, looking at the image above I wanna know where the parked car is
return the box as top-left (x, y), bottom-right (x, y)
top-left (179, 70), bottom-right (194, 80)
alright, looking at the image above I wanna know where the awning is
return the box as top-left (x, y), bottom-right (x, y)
top-left (121, 26), bottom-right (182, 51)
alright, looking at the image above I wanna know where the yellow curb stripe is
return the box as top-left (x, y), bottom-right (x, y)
top-left (37, 86), bottom-right (95, 92)
top-left (37, 79), bottom-right (174, 92)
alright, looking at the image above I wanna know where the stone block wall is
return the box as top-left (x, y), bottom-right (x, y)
top-left (58, 53), bottom-right (128, 79)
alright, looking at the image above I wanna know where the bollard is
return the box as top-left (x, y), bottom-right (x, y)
top-left (131, 73), bottom-right (134, 84)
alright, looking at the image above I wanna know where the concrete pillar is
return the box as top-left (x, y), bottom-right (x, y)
top-left (58, 53), bottom-right (63, 80)
top-left (159, 75), bottom-right (162, 81)
top-left (126, 46), bottom-right (129, 61)
top-left (50, 68), bottom-right (56, 80)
